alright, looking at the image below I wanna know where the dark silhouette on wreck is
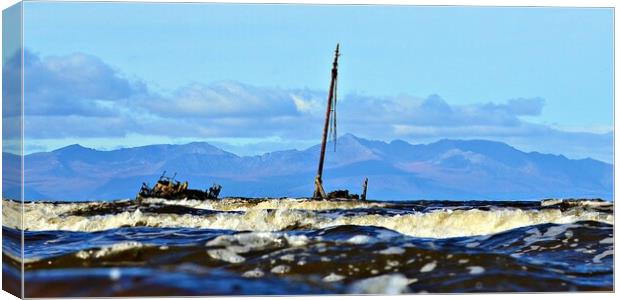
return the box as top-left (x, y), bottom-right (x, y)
top-left (137, 172), bottom-right (221, 203)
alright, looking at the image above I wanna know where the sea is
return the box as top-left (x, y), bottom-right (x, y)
top-left (1, 197), bottom-right (614, 296)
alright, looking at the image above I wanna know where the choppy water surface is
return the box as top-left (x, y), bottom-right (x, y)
top-left (2, 198), bottom-right (614, 296)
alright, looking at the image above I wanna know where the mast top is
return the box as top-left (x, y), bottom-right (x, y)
top-left (333, 44), bottom-right (340, 66)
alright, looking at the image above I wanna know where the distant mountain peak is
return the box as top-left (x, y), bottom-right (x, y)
top-left (432, 138), bottom-right (518, 151)
top-left (53, 144), bottom-right (93, 152)
top-left (178, 141), bottom-right (234, 156)
top-left (390, 139), bottom-right (409, 145)
top-left (340, 132), bottom-right (358, 139)
top-left (336, 133), bottom-right (363, 143)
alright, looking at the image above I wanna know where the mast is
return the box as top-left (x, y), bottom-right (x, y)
top-left (313, 44), bottom-right (340, 199)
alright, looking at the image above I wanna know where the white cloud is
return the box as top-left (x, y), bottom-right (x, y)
top-left (13, 50), bottom-right (612, 162)
top-left (291, 94), bottom-right (322, 115)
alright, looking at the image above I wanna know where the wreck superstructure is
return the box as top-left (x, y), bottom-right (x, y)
top-left (137, 172), bottom-right (221, 203)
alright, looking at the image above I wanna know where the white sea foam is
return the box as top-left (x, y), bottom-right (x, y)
top-left (3, 199), bottom-right (613, 239)
top-left (347, 235), bottom-right (376, 244)
top-left (207, 248), bottom-right (245, 263)
top-left (270, 265), bottom-right (290, 274)
top-left (378, 247), bottom-right (406, 255)
top-left (420, 261), bottom-right (437, 272)
top-left (242, 268), bottom-right (264, 278)
top-left (541, 199), bottom-right (613, 209)
top-left (142, 197), bottom-right (387, 211)
top-left (75, 241), bottom-right (147, 259)
top-left (323, 273), bottom-right (346, 282)
top-left (348, 273), bottom-right (411, 294)
top-left (592, 250), bottom-right (613, 263)
top-left (466, 266), bottom-right (485, 275)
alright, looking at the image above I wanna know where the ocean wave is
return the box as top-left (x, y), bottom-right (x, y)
top-left (141, 197), bottom-right (388, 211)
top-left (2, 198), bottom-right (612, 238)
top-left (8, 220), bottom-right (612, 294)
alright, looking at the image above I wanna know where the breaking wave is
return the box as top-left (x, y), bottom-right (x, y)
top-left (2, 198), bottom-right (612, 238)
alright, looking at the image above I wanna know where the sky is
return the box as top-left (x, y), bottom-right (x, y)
top-left (5, 2), bottom-right (614, 161)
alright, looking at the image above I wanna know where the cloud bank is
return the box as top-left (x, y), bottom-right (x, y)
top-left (6, 50), bottom-right (612, 162)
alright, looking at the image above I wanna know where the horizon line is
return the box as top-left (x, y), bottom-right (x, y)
top-left (11, 133), bottom-right (611, 164)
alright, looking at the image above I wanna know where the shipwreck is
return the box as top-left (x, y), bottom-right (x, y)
top-left (312, 44), bottom-right (368, 201)
top-left (135, 45), bottom-right (365, 202)
top-left (137, 172), bottom-right (221, 203)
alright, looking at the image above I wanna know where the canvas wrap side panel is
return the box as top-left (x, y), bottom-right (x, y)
top-left (2, 2), bottom-right (24, 298)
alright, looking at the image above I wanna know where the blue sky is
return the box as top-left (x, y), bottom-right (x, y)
top-left (10, 2), bottom-right (614, 161)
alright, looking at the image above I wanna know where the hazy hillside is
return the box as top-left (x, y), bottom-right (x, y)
top-left (13, 134), bottom-right (613, 201)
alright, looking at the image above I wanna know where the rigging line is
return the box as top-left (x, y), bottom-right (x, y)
top-left (327, 106), bottom-right (333, 143)
top-left (333, 76), bottom-right (338, 152)
top-left (327, 80), bottom-right (336, 150)
top-left (328, 77), bottom-right (338, 152)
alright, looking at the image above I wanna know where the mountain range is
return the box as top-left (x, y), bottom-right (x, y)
top-left (2, 134), bottom-right (613, 201)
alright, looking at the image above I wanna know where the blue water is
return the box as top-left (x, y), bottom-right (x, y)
top-left (2, 198), bottom-right (614, 296)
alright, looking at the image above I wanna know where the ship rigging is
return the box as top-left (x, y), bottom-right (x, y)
top-left (313, 44), bottom-right (368, 200)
